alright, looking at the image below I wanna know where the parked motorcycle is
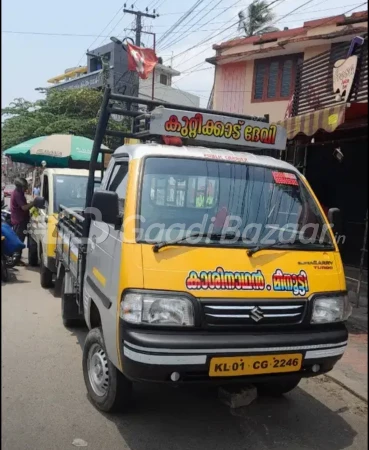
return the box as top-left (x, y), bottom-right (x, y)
top-left (1, 221), bottom-right (25, 274)
top-left (1, 206), bottom-right (11, 227)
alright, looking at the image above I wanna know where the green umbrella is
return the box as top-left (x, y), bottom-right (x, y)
top-left (3, 135), bottom-right (107, 168)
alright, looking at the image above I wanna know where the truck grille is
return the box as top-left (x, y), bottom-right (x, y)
top-left (202, 300), bottom-right (307, 328)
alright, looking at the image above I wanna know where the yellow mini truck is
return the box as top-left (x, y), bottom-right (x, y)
top-left (28, 168), bottom-right (100, 289)
top-left (55, 90), bottom-right (350, 413)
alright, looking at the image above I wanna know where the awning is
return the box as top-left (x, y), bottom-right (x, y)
top-left (277, 104), bottom-right (347, 140)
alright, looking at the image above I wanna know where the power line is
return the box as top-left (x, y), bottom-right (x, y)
top-left (152, 3), bottom-right (364, 27)
top-left (165, 0), bottom-right (284, 72)
top-left (97, 13), bottom-right (128, 47)
top-left (160, 0), bottom-right (244, 51)
top-left (3, 4), bottom-right (363, 40)
top-left (153, 0), bottom-right (167, 9)
top-left (123, 8), bottom-right (158, 46)
top-left (205, 0), bottom-right (367, 67)
top-left (174, 0), bottom-right (337, 70)
top-left (75, 5), bottom-right (126, 67)
top-left (169, 0), bottom-right (285, 64)
top-left (174, 1), bottom-right (367, 87)
top-left (2, 31), bottom-right (116, 37)
top-left (158, 2), bottom-right (364, 15)
top-left (156, 0), bottom-right (208, 47)
top-left (158, 0), bottom-right (217, 50)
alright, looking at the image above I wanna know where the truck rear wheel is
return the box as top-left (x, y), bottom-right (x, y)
top-left (40, 256), bottom-right (53, 288)
top-left (28, 237), bottom-right (38, 266)
top-left (61, 278), bottom-right (84, 327)
top-left (256, 377), bottom-right (301, 396)
top-left (83, 327), bottom-right (132, 413)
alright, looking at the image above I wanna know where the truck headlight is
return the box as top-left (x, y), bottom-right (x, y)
top-left (311, 294), bottom-right (352, 324)
top-left (120, 292), bottom-right (195, 326)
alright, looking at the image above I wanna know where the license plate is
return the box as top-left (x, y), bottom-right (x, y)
top-left (209, 354), bottom-right (303, 377)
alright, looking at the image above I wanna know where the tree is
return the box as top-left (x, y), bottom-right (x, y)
top-left (1, 88), bottom-right (129, 152)
top-left (238, 0), bottom-right (279, 37)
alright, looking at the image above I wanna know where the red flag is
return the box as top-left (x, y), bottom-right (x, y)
top-left (127, 43), bottom-right (158, 80)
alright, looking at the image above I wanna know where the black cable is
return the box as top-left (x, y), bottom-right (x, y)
top-left (160, 0), bottom-right (238, 51)
top-left (157, 0), bottom-right (208, 47)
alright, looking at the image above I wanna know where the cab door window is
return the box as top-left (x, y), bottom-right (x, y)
top-left (106, 161), bottom-right (129, 213)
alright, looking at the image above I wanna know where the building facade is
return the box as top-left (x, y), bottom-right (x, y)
top-left (206, 11), bottom-right (367, 122)
top-left (207, 11), bottom-right (368, 269)
top-left (279, 35), bottom-right (368, 270)
top-left (46, 42), bottom-right (199, 107)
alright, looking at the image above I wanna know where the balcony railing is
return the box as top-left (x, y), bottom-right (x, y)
top-left (49, 69), bottom-right (104, 91)
top-left (291, 36), bottom-right (368, 116)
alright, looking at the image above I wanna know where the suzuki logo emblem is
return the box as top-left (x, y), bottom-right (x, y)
top-left (250, 306), bottom-right (264, 322)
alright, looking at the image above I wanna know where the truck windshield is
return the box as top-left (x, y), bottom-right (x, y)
top-left (139, 157), bottom-right (334, 249)
top-left (53, 175), bottom-right (101, 212)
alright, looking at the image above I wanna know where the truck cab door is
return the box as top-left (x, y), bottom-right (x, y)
top-left (83, 155), bottom-right (129, 367)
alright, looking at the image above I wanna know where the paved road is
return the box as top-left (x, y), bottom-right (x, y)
top-left (2, 267), bottom-right (368, 450)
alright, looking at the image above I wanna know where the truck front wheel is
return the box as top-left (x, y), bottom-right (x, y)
top-left (256, 377), bottom-right (301, 396)
top-left (83, 327), bottom-right (132, 413)
top-left (28, 237), bottom-right (38, 266)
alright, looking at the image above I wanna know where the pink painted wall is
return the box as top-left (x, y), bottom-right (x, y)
top-left (215, 63), bottom-right (247, 114)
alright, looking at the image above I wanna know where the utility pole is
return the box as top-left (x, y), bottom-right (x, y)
top-left (123, 8), bottom-right (158, 47)
top-left (140, 30), bottom-right (156, 99)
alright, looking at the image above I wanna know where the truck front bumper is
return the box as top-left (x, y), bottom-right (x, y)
top-left (120, 325), bottom-right (348, 384)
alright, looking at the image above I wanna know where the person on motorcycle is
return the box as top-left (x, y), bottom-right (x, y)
top-left (10, 178), bottom-right (36, 265)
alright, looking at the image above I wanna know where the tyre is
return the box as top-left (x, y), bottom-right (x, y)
top-left (256, 377), bottom-right (301, 396)
top-left (83, 327), bottom-right (132, 413)
top-left (40, 255), bottom-right (53, 288)
top-left (28, 237), bottom-right (38, 266)
top-left (61, 278), bottom-right (84, 327)
top-left (5, 254), bottom-right (18, 268)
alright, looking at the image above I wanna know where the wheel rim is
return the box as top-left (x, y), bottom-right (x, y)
top-left (87, 343), bottom-right (109, 397)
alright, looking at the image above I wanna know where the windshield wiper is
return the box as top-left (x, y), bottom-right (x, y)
top-left (247, 240), bottom-right (333, 257)
top-left (152, 232), bottom-right (240, 253)
top-left (247, 241), bottom-right (286, 257)
top-left (152, 232), bottom-right (204, 252)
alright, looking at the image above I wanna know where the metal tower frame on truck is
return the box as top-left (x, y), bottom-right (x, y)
top-left (85, 87), bottom-right (271, 213)
top-left (78, 87), bottom-right (286, 307)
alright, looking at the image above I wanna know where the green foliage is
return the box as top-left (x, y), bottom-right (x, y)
top-left (1, 89), bottom-right (128, 151)
top-left (238, 0), bottom-right (278, 37)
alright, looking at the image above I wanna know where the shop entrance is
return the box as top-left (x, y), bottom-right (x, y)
top-left (306, 134), bottom-right (367, 268)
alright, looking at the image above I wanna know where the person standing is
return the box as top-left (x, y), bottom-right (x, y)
top-left (33, 184), bottom-right (40, 197)
top-left (10, 178), bottom-right (35, 264)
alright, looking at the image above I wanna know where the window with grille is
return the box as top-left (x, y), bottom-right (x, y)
top-left (253, 55), bottom-right (302, 101)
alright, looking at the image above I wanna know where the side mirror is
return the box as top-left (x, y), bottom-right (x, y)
top-left (327, 208), bottom-right (342, 237)
top-left (34, 196), bottom-right (46, 209)
top-left (90, 191), bottom-right (120, 225)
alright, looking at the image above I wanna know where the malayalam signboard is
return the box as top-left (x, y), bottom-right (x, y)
top-left (149, 108), bottom-right (287, 151)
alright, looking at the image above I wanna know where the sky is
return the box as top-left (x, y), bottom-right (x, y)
top-left (2, 0), bottom-right (367, 108)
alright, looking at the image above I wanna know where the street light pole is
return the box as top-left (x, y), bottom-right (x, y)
top-left (86, 52), bottom-right (110, 87)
